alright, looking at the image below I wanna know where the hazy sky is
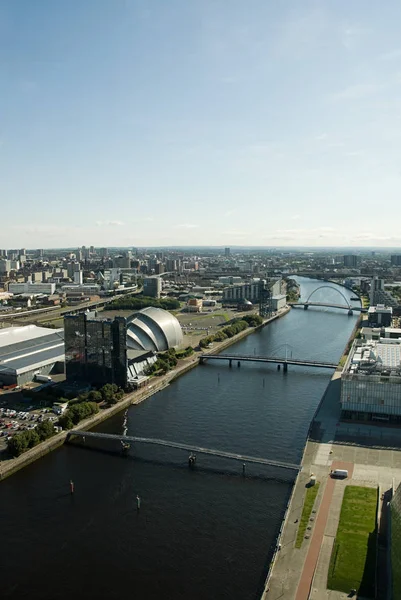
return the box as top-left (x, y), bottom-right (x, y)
top-left (1, 1), bottom-right (401, 249)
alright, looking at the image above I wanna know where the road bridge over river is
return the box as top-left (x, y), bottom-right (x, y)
top-left (68, 431), bottom-right (301, 471)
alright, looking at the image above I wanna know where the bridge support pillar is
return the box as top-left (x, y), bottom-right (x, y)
top-left (348, 309), bottom-right (353, 316)
top-left (237, 361), bottom-right (240, 368)
top-left (229, 359), bottom-right (232, 368)
top-left (303, 304), bottom-right (309, 310)
top-left (283, 362), bottom-right (288, 373)
top-left (200, 356), bottom-right (204, 365)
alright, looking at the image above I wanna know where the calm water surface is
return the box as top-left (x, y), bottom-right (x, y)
top-left (0, 278), bottom-right (359, 600)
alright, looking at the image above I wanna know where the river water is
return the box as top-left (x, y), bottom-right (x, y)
top-left (0, 278), bottom-right (359, 600)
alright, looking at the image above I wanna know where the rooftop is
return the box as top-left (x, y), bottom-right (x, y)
top-left (344, 338), bottom-right (401, 377)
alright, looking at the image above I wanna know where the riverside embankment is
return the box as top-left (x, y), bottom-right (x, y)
top-left (261, 304), bottom-right (362, 599)
top-left (0, 307), bottom-right (290, 481)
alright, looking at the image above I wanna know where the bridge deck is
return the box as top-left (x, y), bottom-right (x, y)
top-left (289, 301), bottom-right (363, 311)
top-left (201, 355), bottom-right (337, 369)
top-left (69, 431), bottom-right (300, 471)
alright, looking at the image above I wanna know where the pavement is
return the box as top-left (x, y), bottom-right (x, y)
top-left (262, 372), bottom-right (401, 600)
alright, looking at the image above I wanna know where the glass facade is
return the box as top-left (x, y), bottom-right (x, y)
top-left (65, 314), bottom-right (127, 387)
top-left (341, 375), bottom-right (401, 418)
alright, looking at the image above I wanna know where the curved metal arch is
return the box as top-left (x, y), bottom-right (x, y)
top-left (306, 285), bottom-right (351, 308)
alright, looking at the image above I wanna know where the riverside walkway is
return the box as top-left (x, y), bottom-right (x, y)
top-left (68, 431), bottom-right (301, 471)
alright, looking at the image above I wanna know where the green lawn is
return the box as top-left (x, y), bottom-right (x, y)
top-left (328, 486), bottom-right (377, 597)
top-left (295, 483), bottom-right (320, 548)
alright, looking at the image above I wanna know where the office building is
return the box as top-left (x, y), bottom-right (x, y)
top-left (8, 282), bottom-right (56, 295)
top-left (65, 312), bottom-right (128, 387)
top-left (368, 305), bottom-right (393, 327)
top-left (391, 255), bottom-right (401, 266)
top-left (143, 277), bottom-right (162, 298)
top-left (341, 338), bottom-right (401, 423)
top-left (0, 325), bottom-right (64, 385)
top-left (225, 247), bottom-right (231, 257)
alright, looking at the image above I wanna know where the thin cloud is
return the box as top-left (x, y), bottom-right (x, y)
top-left (95, 220), bottom-right (124, 227)
top-left (340, 24), bottom-right (370, 49)
top-left (329, 83), bottom-right (380, 101)
top-left (176, 223), bottom-right (198, 229)
top-left (379, 49), bottom-right (401, 61)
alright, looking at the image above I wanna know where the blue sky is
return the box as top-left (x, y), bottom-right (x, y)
top-left (1, 0), bottom-right (401, 248)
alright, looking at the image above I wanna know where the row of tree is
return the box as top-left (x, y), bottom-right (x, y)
top-left (58, 401), bottom-right (99, 430)
top-left (199, 315), bottom-right (263, 349)
top-left (108, 295), bottom-right (180, 311)
top-left (68, 384), bottom-right (124, 406)
top-left (7, 420), bottom-right (56, 457)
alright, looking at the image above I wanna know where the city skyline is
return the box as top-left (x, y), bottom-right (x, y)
top-left (2, 1), bottom-right (401, 248)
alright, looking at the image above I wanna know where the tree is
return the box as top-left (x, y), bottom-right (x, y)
top-left (88, 390), bottom-right (103, 403)
top-left (8, 434), bottom-right (28, 457)
top-left (36, 420), bottom-right (56, 441)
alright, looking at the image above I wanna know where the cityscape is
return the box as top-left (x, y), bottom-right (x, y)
top-left (1, 246), bottom-right (401, 599)
top-left (2, 1), bottom-right (401, 599)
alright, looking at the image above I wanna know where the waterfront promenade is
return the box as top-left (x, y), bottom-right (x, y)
top-left (262, 373), bottom-right (401, 600)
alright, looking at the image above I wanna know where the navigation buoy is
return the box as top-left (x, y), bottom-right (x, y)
top-left (70, 480), bottom-right (74, 494)
top-left (136, 495), bottom-right (141, 510)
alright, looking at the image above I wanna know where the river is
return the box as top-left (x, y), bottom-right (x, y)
top-left (0, 278), bottom-right (359, 600)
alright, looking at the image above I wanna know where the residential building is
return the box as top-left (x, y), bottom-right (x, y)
top-left (222, 278), bottom-right (281, 304)
top-left (143, 277), bottom-right (162, 298)
top-left (343, 255), bottom-right (359, 268)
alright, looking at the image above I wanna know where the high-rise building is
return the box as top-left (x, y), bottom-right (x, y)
top-left (225, 247), bottom-right (231, 257)
top-left (391, 255), bottom-right (401, 266)
top-left (64, 313), bottom-right (127, 387)
top-left (100, 247), bottom-right (108, 258)
top-left (343, 255), bottom-right (359, 268)
top-left (73, 270), bottom-right (83, 285)
top-left (143, 277), bottom-right (162, 298)
top-left (0, 259), bottom-right (11, 274)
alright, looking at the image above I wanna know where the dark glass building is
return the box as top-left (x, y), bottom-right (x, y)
top-left (64, 312), bottom-right (127, 387)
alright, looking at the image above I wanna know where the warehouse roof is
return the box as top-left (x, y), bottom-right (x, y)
top-left (0, 325), bottom-right (64, 377)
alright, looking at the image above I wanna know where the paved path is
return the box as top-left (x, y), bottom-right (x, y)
top-left (295, 462), bottom-right (354, 600)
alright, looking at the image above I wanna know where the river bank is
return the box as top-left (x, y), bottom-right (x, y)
top-left (0, 306), bottom-right (291, 482)
top-left (261, 308), bottom-right (361, 599)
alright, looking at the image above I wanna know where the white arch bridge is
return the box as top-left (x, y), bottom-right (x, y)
top-left (67, 431), bottom-right (301, 472)
top-left (289, 285), bottom-right (364, 314)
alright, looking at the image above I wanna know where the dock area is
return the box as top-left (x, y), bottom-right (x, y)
top-left (261, 372), bottom-right (401, 600)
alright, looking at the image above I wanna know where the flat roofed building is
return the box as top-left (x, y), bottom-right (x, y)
top-left (368, 305), bottom-right (393, 327)
top-left (0, 324), bottom-right (64, 385)
top-left (8, 282), bottom-right (56, 295)
top-left (341, 338), bottom-right (401, 423)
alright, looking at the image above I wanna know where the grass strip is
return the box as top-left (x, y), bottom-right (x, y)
top-left (327, 485), bottom-right (377, 596)
top-left (295, 482), bottom-right (320, 548)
